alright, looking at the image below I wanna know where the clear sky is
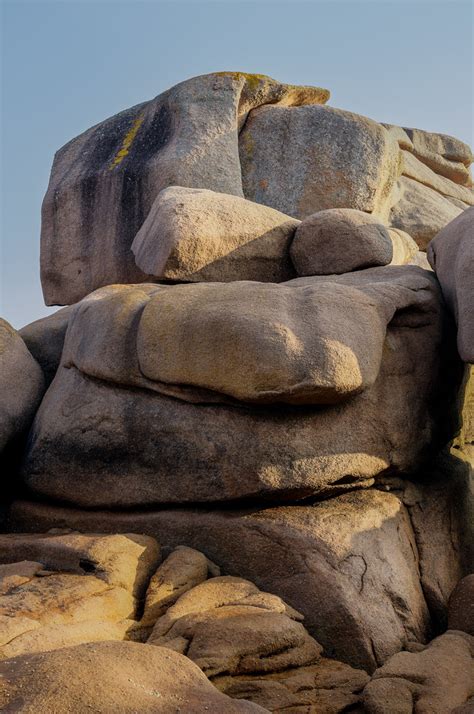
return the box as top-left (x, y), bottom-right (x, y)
top-left (1, 0), bottom-right (473, 328)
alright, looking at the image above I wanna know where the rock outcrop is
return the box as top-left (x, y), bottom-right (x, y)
top-left (2, 70), bottom-right (474, 712)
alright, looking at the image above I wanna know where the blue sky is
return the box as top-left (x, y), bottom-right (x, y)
top-left (1, 0), bottom-right (473, 327)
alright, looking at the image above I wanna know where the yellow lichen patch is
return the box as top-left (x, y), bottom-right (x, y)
top-left (109, 113), bottom-right (145, 170)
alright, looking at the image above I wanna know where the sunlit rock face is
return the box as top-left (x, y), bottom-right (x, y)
top-left (20, 266), bottom-right (461, 508)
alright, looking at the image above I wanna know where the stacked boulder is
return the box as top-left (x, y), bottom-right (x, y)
top-left (1, 72), bottom-right (473, 712)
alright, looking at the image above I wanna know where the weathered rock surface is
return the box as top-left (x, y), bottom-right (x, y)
top-left (146, 571), bottom-right (370, 711)
top-left (214, 660), bottom-right (369, 713)
top-left (149, 575), bottom-right (322, 674)
top-left (7, 489), bottom-right (441, 673)
top-left (404, 127), bottom-right (473, 186)
top-left (141, 545), bottom-right (214, 627)
top-left (427, 207), bottom-right (474, 363)
top-left (448, 575), bottom-right (474, 635)
top-left (19, 306), bottom-right (73, 385)
top-left (0, 532), bottom-right (159, 657)
top-left (388, 228), bottom-right (419, 265)
top-left (0, 641), bottom-right (266, 712)
top-left (240, 103), bottom-right (401, 219)
top-left (0, 319), bottom-right (44, 453)
top-left (132, 186), bottom-right (299, 282)
top-left (290, 208), bottom-right (393, 275)
top-left (401, 150), bottom-right (474, 205)
top-left (363, 631), bottom-right (474, 714)
top-left (390, 176), bottom-right (463, 249)
top-left (19, 266), bottom-right (461, 508)
top-left (41, 72), bottom-right (329, 305)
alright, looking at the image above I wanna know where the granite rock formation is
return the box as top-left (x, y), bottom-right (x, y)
top-left (2, 71), bottom-right (474, 712)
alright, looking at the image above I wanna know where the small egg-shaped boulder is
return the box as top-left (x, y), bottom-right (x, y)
top-left (290, 208), bottom-right (393, 276)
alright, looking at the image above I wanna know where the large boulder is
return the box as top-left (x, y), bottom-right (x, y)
top-left (6, 489), bottom-right (443, 673)
top-left (40, 72), bottom-right (329, 305)
top-left (0, 318), bottom-right (44, 454)
top-left (239, 103), bottom-right (402, 219)
top-left (19, 268), bottom-right (461, 507)
top-left (363, 631), bottom-right (474, 714)
top-left (427, 207), bottom-right (474, 363)
top-left (0, 641), bottom-right (265, 712)
top-left (290, 208), bottom-right (393, 275)
top-left (132, 186), bottom-right (299, 282)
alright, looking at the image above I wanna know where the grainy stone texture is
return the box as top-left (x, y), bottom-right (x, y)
top-left (390, 176), bottom-right (463, 250)
top-left (0, 641), bottom-right (266, 713)
top-left (448, 575), bottom-right (474, 636)
top-left (19, 267), bottom-right (462, 508)
top-left (41, 72), bottom-right (329, 305)
top-left (404, 127), bottom-right (473, 186)
top-left (290, 209), bottom-right (393, 275)
top-left (6, 490), bottom-right (441, 673)
top-left (132, 186), bottom-right (299, 282)
top-left (19, 306), bottom-right (74, 385)
top-left (0, 532), bottom-right (159, 658)
top-left (240, 104), bottom-right (402, 219)
top-left (401, 150), bottom-right (474, 205)
top-left (0, 318), bottom-right (44, 454)
top-left (427, 207), bottom-right (474, 363)
top-left (141, 546), bottom-right (212, 627)
top-left (363, 631), bottom-right (474, 714)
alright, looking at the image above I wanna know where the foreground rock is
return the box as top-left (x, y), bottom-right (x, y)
top-left (8, 486), bottom-right (457, 673)
top-left (0, 532), bottom-right (159, 657)
top-left (146, 570), bottom-right (369, 711)
top-left (0, 319), bottom-right (44, 454)
top-left (428, 207), bottom-right (474, 363)
top-left (363, 631), bottom-right (474, 713)
top-left (20, 267), bottom-right (461, 508)
top-left (132, 186), bottom-right (299, 282)
top-left (240, 103), bottom-right (401, 219)
top-left (0, 641), bottom-right (265, 712)
top-left (41, 72), bottom-right (329, 305)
